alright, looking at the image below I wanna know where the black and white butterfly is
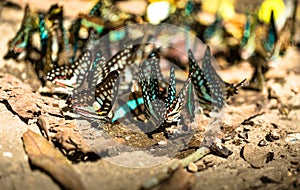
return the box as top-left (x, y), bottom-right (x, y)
top-left (47, 44), bottom-right (141, 94)
top-left (72, 70), bottom-right (120, 122)
top-left (47, 50), bottom-right (105, 93)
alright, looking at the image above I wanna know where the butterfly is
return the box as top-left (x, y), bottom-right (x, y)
top-left (138, 52), bottom-right (192, 137)
top-left (89, 0), bottom-right (132, 23)
top-left (44, 4), bottom-right (68, 66)
top-left (164, 77), bottom-right (191, 126)
top-left (188, 50), bottom-right (224, 111)
top-left (47, 44), bottom-right (140, 93)
top-left (263, 10), bottom-right (277, 54)
top-left (38, 13), bottom-right (48, 57)
top-left (111, 50), bottom-right (163, 124)
top-left (47, 50), bottom-right (105, 93)
top-left (35, 4), bottom-right (69, 85)
top-left (144, 70), bottom-right (192, 137)
top-left (203, 16), bottom-right (224, 43)
top-left (139, 56), bottom-right (165, 132)
top-left (189, 47), bottom-right (245, 112)
top-left (201, 47), bottom-right (245, 99)
top-left (188, 48), bottom-right (224, 112)
top-left (4, 5), bottom-right (38, 60)
top-left (240, 12), bottom-right (259, 60)
top-left (72, 70), bottom-right (120, 122)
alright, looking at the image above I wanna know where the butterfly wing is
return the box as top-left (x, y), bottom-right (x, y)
top-left (72, 70), bottom-right (120, 122)
top-left (185, 82), bottom-right (195, 121)
top-left (264, 10), bottom-right (277, 54)
top-left (188, 49), bottom-right (223, 112)
top-left (94, 70), bottom-right (120, 119)
top-left (202, 47), bottom-right (245, 99)
top-left (165, 77), bottom-right (191, 125)
top-left (166, 67), bottom-right (176, 107)
top-left (200, 47), bottom-right (226, 108)
top-left (47, 50), bottom-right (93, 91)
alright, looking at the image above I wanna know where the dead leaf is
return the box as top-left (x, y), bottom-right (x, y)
top-left (22, 129), bottom-right (86, 190)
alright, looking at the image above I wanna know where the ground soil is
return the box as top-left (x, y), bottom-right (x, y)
top-left (0, 1), bottom-right (299, 190)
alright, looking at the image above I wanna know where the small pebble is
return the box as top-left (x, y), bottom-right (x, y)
top-left (285, 133), bottom-right (300, 143)
top-left (222, 135), bottom-right (232, 142)
top-left (270, 123), bottom-right (279, 129)
top-left (242, 144), bottom-right (271, 168)
top-left (52, 101), bottom-right (60, 107)
top-left (188, 163), bottom-right (198, 173)
top-left (157, 140), bottom-right (167, 146)
top-left (238, 132), bottom-right (249, 140)
top-left (290, 161), bottom-right (299, 165)
top-left (266, 131), bottom-right (280, 142)
top-left (21, 73), bottom-right (26, 79)
top-left (258, 139), bottom-right (268, 147)
top-left (3, 152), bottom-right (13, 158)
top-left (243, 126), bottom-right (251, 132)
top-left (266, 152), bottom-right (274, 163)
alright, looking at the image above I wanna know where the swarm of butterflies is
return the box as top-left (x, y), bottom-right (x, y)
top-left (47, 41), bottom-right (244, 138)
top-left (4, 0), bottom-right (298, 89)
top-left (3, 0), bottom-right (298, 137)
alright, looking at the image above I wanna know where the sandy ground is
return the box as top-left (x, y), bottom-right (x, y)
top-left (0, 1), bottom-right (300, 190)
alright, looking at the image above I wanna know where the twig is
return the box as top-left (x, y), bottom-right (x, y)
top-left (141, 147), bottom-right (210, 189)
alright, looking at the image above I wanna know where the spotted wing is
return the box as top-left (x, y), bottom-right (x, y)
top-left (72, 70), bottom-right (120, 122)
top-left (139, 60), bottom-right (165, 127)
top-left (202, 47), bottom-right (245, 99)
top-left (166, 67), bottom-right (176, 108)
top-left (165, 77), bottom-right (191, 125)
top-left (188, 49), bottom-right (223, 112)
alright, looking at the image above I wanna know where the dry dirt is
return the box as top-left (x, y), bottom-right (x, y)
top-left (0, 1), bottom-right (300, 190)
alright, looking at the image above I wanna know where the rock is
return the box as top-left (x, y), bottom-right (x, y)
top-left (241, 143), bottom-right (274, 168)
top-left (188, 163), bottom-right (198, 173)
top-left (209, 139), bottom-right (233, 158)
top-left (49, 118), bottom-right (93, 156)
top-left (285, 133), bottom-right (300, 143)
top-left (8, 93), bottom-right (42, 120)
top-left (258, 139), bottom-right (268, 147)
top-left (0, 74), bottom-right (62, 121)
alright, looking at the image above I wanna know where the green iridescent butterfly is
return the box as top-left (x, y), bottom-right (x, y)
top-left (138, 52), bottom-right (191, 137)
top-left (4, 5), bottom-right (38, 60)
top-left (188, 47), bottom-right (244, 112)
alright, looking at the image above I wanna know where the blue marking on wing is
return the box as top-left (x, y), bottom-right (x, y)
top-left (112, 97), bottom-right (144, 123)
